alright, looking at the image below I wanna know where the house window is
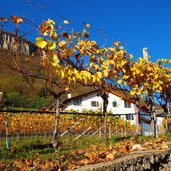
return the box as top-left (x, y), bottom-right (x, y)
top-left (126, 114), bottom-right (134, 120)
top-left (124, 101), bottom-right (131, 108)
top-left (73, 98), bottom-right (82, 106)
top-left (91, 101), bottom-right (99, 107)
top-left (112, 101), bottom-right (117, 107)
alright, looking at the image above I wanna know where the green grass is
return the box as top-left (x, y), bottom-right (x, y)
top-left (109, 135), bottom-right (132, 144)
top-left (0, 135), bottom-right (104, 162)
top-left (0, 136), bottom-right (51, 162)
top-left (162, 132), bottom-right (171, 140)
top-left (0, 134), bottom-right (167, 164)
top-left (0, 134), bottom-right (134, 163)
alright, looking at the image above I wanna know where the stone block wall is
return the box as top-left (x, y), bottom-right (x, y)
top-left (0, 30), bottom-right (37, 55)
top-left (71, 149), bottom-right (171, 171)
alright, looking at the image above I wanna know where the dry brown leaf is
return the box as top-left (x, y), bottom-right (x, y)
top-left (58, 40), bottom-right (67, 47)
top-left (152, 143), bottom-right (157, 149)
top-left (84, 151), bottom-right (97, 160)
top-left (67, 163), bottom-right (76, 170)
top-left (111, 149), bottom-right (118, 155)
top-left (98, 152), bottom-right (106, 159)
top-left (76, 150), bottom-right (85, 155)
top-left (11, 16), bottom-right (23, 24)
top-left (42, 162), bottom-right (50, 169)
top-left (106, 153), bottom-right (115, 160)
top-left (0, 17), bottom-right (8, 22)
top-left (27, 159), bottom-right (33, 166)
top-left (78, 159), bottom-right (90, 166)
top-left (144, 141), bottom-right (153, 147)
top-left (61, 31), bottom-right (70, 39)
top-left (155, 138), bottom-right (163, 144)
top-left (119, 145), bottom-right (128, 154)
top-left (161, 143), bottom-right (168, 150)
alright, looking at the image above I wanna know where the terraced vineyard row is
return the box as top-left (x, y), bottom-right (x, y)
top-left (0, 112), bottom-right (137, 136)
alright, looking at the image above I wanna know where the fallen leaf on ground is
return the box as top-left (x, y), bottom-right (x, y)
top-left (106, 153), bottom-right (115, 160)
top-left (161, 143), bottom-right (168, 150)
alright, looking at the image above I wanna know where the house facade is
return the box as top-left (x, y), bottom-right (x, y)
top-left (138, 104), bottom-right (165, 136)
top-left (63, 89), bottom-right (137, 125)
top-left (62, 89), bottom-right (166, 136)
top-left (139, 105), bottom-right (153, 136)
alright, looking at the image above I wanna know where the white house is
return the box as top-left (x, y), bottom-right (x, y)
top-left (62, 89), bottom-right (166, 136)
top-left (63, 89), bottom-right (137, 125)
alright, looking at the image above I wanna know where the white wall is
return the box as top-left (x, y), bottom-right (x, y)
top-left (64, 92), bottom-right (137, 124)
top-left (157, 117), bottom-right (164, 126)
top-left (156, 116), bottom-right (165, 134)
top-left (64, 92), bottom-right (103, 112)
top-left (107, 93), bottom-right (136, 124)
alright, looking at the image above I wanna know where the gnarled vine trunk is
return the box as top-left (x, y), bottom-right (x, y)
top-left (52, 97), bottom-right (60, 152)
top-left (149, 95), bottom-right (158, 138)
top-left (101, 92), bottom-right (109, 146)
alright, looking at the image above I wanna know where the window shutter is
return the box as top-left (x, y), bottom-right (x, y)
top-left (113, 101), bottom-right (117, 107)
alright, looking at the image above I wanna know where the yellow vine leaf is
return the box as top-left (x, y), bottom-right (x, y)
top-left (65, 87), bottom-right (69, 91)
top-left (61, 71), bottom-right (65, 78)
top-left (128, 54), bottom-right (133, 58)
top-left (109, 48), bottom-right (117, 52)
top-left (51, 32), bottom-right (58, 40)
top-left (130, 91), bottom-right (136, 96)
top-left (58, 40), bottom-right (67, 47)
top-left (103, 70), bottom-right (109, 77)
top-left (36, 37), bottom-right (47, 49)
top-left (119, 46), bottom-right (124, 50)
top-left (47, 18), bottom-right (55, 25)
top-left (91, 75), bottom-right (96, 82)
top-left (43, 32), bottom-right (48, 36)
top-left (155, 74), bottom-right (159, 79)
top-left (124, 82), bottom-right (127, 86)
top-left (48, 41), bottom-right (56, 50)
top-left (64, 20), bottom-right (69, 24)
top-left (85, 23), bottom-right (90, 28)
top-left (52, 55), bottom-right (59, 66)
top-left (113, 41), bottom-right (121, 46)
top-left (117, 79), bottom-right (122, 84)
top-left (96, 72), bottom-right (102, 79)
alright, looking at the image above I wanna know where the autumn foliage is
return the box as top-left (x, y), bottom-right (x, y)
top-left (1, 15), bottom-right (171, 170)
top-left (0, 112), bottom-right (136, 136)
top-left (0, 136), bottom-right (168, 170)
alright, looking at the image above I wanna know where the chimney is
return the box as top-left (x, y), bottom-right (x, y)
top-left (68, 93), bottom-right (71, 99)
top-left (142, 47), bottom-right (149, 61)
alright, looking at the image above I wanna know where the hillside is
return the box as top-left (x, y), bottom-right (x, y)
top-left (0, 47), bottom-right (92, 109)
top-left (0, 47), bottom-right (49, 108)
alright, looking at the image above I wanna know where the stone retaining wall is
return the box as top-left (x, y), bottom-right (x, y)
top-left (71, 149), bottom-right (171, 171)
top-left (0, 30), bottom-right (37, 55)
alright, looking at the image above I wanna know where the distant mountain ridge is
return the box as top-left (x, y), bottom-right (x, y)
top-left (0, 30), bottom-right (37, 55)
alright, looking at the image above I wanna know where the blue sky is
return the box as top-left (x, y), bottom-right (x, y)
top-left (1, 0), bottom-right (171, 62)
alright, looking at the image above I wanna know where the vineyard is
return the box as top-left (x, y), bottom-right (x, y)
top-left (0, 111), bottom-right (154, 170)
top-left (0, 111), bottom-right (169, 170)
top-left (1, 10), bottom-right (171, 170)
top-left (0, 112), bottom-right (137, 137)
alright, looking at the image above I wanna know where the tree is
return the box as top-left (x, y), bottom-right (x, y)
top-left (3, 16), bottom-right (161, 150)
top-left (122, 56), bottom-right (171, 138)
top-left (154, 59), bottom-right (171, 115)
top-left (1, 15), bottom-right (136, 148)
top-left (35, 18), bottom-right (135, 149)
top-left (1, 17), bottom-right (113, 150)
